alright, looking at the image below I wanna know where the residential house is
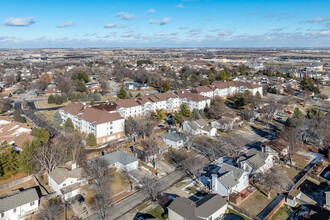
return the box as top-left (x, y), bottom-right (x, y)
top-left (237, 149), bottom-right (273, 174)
top-left (183, 119), bottom-right (216, 137)
top-left (59, 103), bottom-right (125, 144)
top-left (261, 139), bottom-right (289, 159)
top-left (0, 188), bottom-right (39, 220)
top-left (93, 150), bottom-right (139, 172)
top-left (48, 165), bottom-right (86, 200)
top-left (0, 116), bottom-right (33, 151)
top-left (210, 164), bottom-right (249, 197)
top-left (211, 118), bottom-right (234, 132)
top-left (161, 129), bottom-right (188, 149)
top-left (168, 194), bottom-right (228, 220)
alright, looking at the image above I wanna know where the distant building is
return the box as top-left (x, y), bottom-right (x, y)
top-left (0, 188), bottom-right (39, 220)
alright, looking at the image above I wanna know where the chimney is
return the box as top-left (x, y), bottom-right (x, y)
top-left (72, 163), bottom-right (77, 170)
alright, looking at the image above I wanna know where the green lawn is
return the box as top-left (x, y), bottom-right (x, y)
top-left (238, 190), bottom-right (277, 217)
top-left (228, 208), bottom-right (252, 220)
top-left (135, 201), bottom-right (152, 212)
top-left (271, 206), bottom-right (290, 220)
top-left (147, 206), bottom-right (167, 220)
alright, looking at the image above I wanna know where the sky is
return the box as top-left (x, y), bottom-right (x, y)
top-left (0, 0), bottom-right (329, 48)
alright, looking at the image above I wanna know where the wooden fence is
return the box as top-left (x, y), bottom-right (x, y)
top-left (0, 175), bottom-right (33, 190)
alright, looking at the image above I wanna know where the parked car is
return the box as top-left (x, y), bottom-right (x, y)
top-left (285, 110), bottom-right (292, 114)
top-left (76, 194), bottom-right (85, 205)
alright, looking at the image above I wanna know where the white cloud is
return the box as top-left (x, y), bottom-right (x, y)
top-left (116, 12), bottom-right (135, 20)
top-left (217, 30), bottom-right (233, 37)
top-left (155, 32), bottom-right (177, 36)
top-left (147, 9), bottom-right (156, 13)
top-left (187, 28), bottom-right (202, 36)
top-left (57, 20), bottom-right (75, 28)
top-left (307, 17), bottom-right (329, 23)
top-left (180, 26), bottom-right (188, 29)
top-left (176, 4), bottom-right (185, 8)
top-left (149, 17), bottom-right (171, 25)
top-left (121, 31), bottom-right (134, 37)
top-left (104, 23), bottom-right (117, 28)
top-left (2, 17), bottom-right (35, 26)
top-left (118, 24), bottom-right (128, 28)
top-left (270, 28), bottom-right (284, 32)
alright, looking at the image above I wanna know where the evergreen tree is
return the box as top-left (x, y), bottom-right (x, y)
top-left (48, 95), bottom-right (55, 104)
top-left (136, 92), bottom-right (141, 97)
top-left (0, 142), bottom-right (19, 178)
top-left (55, 95), bottom-right (63, 105)
top-left (13, 110), bottom-right (26, 123)
top-left (118, 87), bottom-right (127, 99)
top-left (193, 109), bottom-right (200, 119)
top-left (31, 128), bottom-right (50, 144)
top-left (94, 93), bottom-right (101, 101)
top-left (162, 82), bottom-right (171, 93)
top-left (53, 111), bottom-right (62, 124)
top-left (19, 141), bottom-right (36, 174)
top-left (173, 112), bottom-right (184, 125)
top-left (153, 109), bottom-right (166, 121)
top-left (179, 104), bottom-right (191, 117)
top-left (61, 94), bottom-right (67, 103)
top-left (86, 133), bottom-right (97, 146)
top-left (64, 118), bottom-right (74, 131)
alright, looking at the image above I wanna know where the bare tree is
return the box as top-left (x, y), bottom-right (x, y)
top-left (278, 127), bottom-right (302, 166)
top-left (140, 176), bottom-right (161, 201)
top-left (256, 168), bottom-right (291, 198)
top-left (100, 80), bottom-right (109, 94)
top-left (193, 136), bottom-right (225, 161)
top-left (55, 76), bottom-right (72, 94)
top-left (0, 97), bottom-right (12, 112)
top-left (141, 138), bottom-right (160, 165)
top-left (121, 171), bottom-right (135, 191)
top-left (84, 159), bottom-right (113, 220)
top-left (181, 155), bottom-right (206, 183)
top-left (33, 142), bottom-right (66, 173)
top-left (34, 79), bottom-right (48, 94)
top-left (221, 136), bottom-right (249, 162)
top-left (4, 74), bottom-right (15, 87)
top-left (36, 199), bottom-right (62, 220)
top-left (56, 132), bottom-right (85, 162)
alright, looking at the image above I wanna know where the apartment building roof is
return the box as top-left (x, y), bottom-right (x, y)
top-left (174, 90), bottom-right (209, 102)
top-left (61, 103), bottom-right (123, 125)
top-left (0, 116), bottom-right (33, 148)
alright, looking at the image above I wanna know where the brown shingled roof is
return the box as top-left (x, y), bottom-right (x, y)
top-left (174, 90), bottom-right (209, 102)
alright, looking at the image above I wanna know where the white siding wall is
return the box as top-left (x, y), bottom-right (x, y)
top-left (96, 119), bottom-right (124, 139)
top-left (0, 199), bottom-right (38, 220)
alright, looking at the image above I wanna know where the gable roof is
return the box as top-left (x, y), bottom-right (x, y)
top-left (216, 164), bottom-right (246, 189)
top-left (161, 132), bottom-right (187, 143)
top-left (98, 150), bottom-right (139, 165)
top-left (168, 194), bottom-right (227, 220)
top-left (238, 149), bottom-right (270, 170)
top-left (0, 188), bottom-right (39, 213)
top-left (48, 167), bottom-right (83, 185)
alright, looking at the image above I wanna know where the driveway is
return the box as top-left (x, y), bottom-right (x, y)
top-left (128, 168), bottom-right (152, 183)
top-left (71, 200), bottom-right (92, 219)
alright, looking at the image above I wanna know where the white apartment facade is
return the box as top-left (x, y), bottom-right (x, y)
top-left (59, 103), bottom-right (125, 144)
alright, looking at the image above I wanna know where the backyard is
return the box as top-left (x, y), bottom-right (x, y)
top-left (271, 206), bottom-right (290, 220)
top-left (238, 190), bottom-right (277, 217)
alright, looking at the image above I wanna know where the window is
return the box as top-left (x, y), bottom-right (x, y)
top-left (63, 183), bottom-right (66, 187)
top-left (30, 201), bottom-right (35, 206)
top-left (1, 213), bottom-right (4, 217)
top-left (13, 208), bottom-right (16, 213)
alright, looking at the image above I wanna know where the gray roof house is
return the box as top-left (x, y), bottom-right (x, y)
top-left (168, 194), bottom-right (227, 220)
top-left (0, 188), bottom-right (39, 219)
top-left (95, 150), bottom-right (139, 172)
top-left (161, 130), bottom-right (188, 149)
top-left (210, 164), bottom-right (249, 197)
top-left (48, 166), bottom-right (86, 200)
top-left (237, 149), bottom-right (273, 174)
top-left (183, 119), bottom-right (217, 137)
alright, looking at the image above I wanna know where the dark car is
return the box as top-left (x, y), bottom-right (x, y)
top-left (76, 194), bottom-right (85, 205)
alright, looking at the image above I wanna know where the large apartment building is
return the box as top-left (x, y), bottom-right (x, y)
top-left (59, 103), bottom-right (125, 144)
top-left (191, 81), bottom-right (263, 99)
top-left (94, 91), bottom-right (209, 119)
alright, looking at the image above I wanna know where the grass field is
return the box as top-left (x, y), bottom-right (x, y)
top-left (238, 190), bottom-right (277, 217)
top-left (35, 95), bottom-right (116, 109)
top-left (146, 206), bottom-right (166, 220)
top-left (36, 110), bottom-right (56, 123)
top-left (271, 206), bottom-right (290, 220)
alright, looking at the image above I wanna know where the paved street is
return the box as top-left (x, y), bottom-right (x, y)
top-left (85, 170), bottom-right (186, 220)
